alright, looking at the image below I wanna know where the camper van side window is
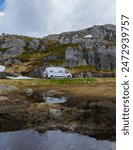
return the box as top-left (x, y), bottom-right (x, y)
top-left (58, 70), bottom-right (63, 73)
top-left (49, 70), bottom-right (53, 72)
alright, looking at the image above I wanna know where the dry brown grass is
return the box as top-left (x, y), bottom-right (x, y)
top-left (0, 78), bottom-right (116, 99)
top-left (5, 62), bottom-right (31, 75)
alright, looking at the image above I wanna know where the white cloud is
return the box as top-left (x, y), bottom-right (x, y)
top-left (0, 12), bottom-right (4, 17)
top-left (0, 0), bottom-right (116, 37)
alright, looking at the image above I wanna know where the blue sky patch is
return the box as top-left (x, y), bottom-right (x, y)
top-left (0, 0), bottom-right (5, 9)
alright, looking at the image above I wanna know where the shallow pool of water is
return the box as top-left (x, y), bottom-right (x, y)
top-left (0, 130), bottom-right (115, 150)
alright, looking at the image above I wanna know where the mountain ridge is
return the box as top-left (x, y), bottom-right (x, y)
top-left (0, 24), bottom-right (116, 78)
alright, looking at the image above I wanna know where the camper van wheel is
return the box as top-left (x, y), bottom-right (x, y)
top-left (49, 76), bottom-right (54, 79)
top-left (67, 75), bottom-right (71, 78)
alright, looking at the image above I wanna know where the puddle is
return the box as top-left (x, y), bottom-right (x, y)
top-left (0, 130), bottom-right (115, 150)
top-left (43, 96), bottom-right (68, 104)
top-left (33, 90), bottom-right (69, 104)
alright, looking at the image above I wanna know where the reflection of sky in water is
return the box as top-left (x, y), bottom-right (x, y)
top-left (0, 130), bottom-right (116, 150)
top-left (43, 96), bottom-right (68, 104)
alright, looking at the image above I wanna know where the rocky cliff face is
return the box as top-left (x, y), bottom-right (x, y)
top-left (45, 24), bottom-right (115, 43)
top-left (0, 24), bottom-right (116, 78)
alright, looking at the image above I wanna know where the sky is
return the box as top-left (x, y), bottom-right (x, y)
top-left (0, 0), bottom-right (116, 37)
top-left (0, 0), bottom-right (4, 7)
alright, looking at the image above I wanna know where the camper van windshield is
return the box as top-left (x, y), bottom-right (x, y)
top-left (65, 70), bottom-right (69, 74)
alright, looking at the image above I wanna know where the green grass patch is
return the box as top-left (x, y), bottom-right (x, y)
top-left (0, 78), bottom-right (96, 88)
top-left (47, 59), bottom-right (65, 65)
top-left (47, 78), bottom-right (96, 84)
top-left (19, 36), bottom-right (36, 42)
top-left (19, 42), bottom-right (78, 63)
top-left (104, 40), bottom-right (116, 47)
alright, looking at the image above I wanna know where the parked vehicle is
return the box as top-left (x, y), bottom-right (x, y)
top-left (0, 65), bottom-right (5, 72)
top-left (43, 67), bottom-right (72, 79)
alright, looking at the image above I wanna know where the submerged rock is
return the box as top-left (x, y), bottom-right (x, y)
top-left (23, 88), bottom-right (33, 96)
top-left (49, 108), bottom-right (62, 118)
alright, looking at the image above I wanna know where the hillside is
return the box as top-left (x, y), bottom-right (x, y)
top-left (0, 24), bottom-right (116, 78)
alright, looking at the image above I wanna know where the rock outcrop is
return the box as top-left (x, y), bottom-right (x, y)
top-left (0, 84), bottom-right (18, 94)
top-left (65, 45), bottom-right (116, 70)
top-left (45, 24), bottom-right (115, 44)
top-left (0, 24), bottom-right (116, 78)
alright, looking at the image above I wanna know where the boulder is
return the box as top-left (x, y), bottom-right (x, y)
top-left (3, 46), bottom-right (24, 59)
top-left (4, 58), bottom-right (21, 65)
top-left (0, 72), bottom-right (6, 79)
top-left (0, 38), bottom-right (26, 49)
top-left (0, 84), bottom-right (18, 94)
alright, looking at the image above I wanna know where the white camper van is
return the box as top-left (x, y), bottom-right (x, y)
top-left (0, 65), bottom-right (5, 72)
top-left (43, 67), bottom-right (72, 79)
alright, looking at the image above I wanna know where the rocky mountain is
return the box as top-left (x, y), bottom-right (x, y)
top-left (0, 24), bottom-right (116, 78)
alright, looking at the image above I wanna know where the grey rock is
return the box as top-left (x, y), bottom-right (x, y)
top-left (71, 38), bottom-right (85, 44)
top-left (65, 47), bottom-right (84, 67)
top-left (21, 66), bottom-right (47, 78)
top-left (28, 38), bottom-right (40, 50)
top-left (43, 90), bottom-right (65, 97)
top-left (0, 24), bottom-right (116, 78)
top-left (65, 45), bottom-right (116, 70)
top-left (60, 37), bottom-right (71, 44)
top-left (73, 72), bottom-right (93, 78)
top-left (44, 34), bottom-right (59, 41)
top-left (0, 72), bottom-right (6, 79)
top-left (43, 54), bottom-right (58, 62)
top-left (45, 24), bottom-right (116, 44)
top-left (0, 84), bottom-right (18, 93)
top-left (23, 88), bottom-right (33, 96)
top-left (4, 58), bottom-right (21, 65)
top-left (96, 45), bottom-right (116, 70)
top-left (0, 52), bottom-right (4, 63)
top-left (73, 71), bottom-right (115, 78)
top-left (3, 46), bottom-right (24, 60)
top-left (69, 123), bottom-right (78, 131)
top-left (0, 38), bottom-right (26, 49)
top-left (49, 108), bottom-right (62, 118)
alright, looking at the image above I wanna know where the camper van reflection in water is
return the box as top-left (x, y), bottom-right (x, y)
top-left (43, 67), bottom-right (72, 79)
top-left (43, 95), bottom-right (68, 104)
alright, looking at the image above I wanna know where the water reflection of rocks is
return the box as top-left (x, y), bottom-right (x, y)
top-left (42, 90), bottom-right (69, 104)
top-left (0, 90), bottom-right (116, 141)
top-left (0, 130), bottom-right (116, 150)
